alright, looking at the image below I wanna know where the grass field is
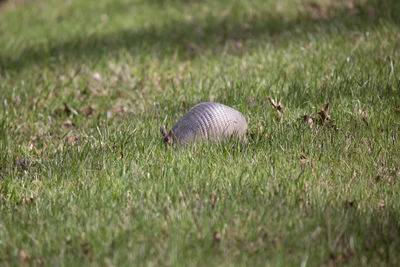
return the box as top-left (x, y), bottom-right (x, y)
top-left (1, 0), bottom-right (400, 265)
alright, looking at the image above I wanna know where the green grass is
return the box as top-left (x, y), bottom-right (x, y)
top-left (1, 0), bottom-right (400, 265)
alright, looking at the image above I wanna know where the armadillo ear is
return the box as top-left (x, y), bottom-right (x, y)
top-left (166, 130), bottom-right (173, 143)
top-left (160, 125), bottom-right (167, 137)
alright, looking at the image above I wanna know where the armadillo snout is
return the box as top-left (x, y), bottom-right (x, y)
top-left (160, 125), bottom-right (173, 145)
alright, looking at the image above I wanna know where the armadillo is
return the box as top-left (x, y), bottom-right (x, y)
top-left (160, 102), bottom-right (247, 146)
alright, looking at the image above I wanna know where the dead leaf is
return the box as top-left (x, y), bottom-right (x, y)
top-left (63, 103), bottom-right (78, 116)
top-left (307, 1), bottom-right (328, 19)
top-left (317, 103), bottom-right (334, 124)
top-left (22, 197), bottom-right (35, 205)
top-left (104, 258), bottom-right (114, 267)
top-left (184, 42), bottom-right (199, 52)
top-left (345, 200), bottom-right (356, 208)
top-left (62, 120), bottom-right (77, 129)
top-left (214, 232), bottom-right (222, 242)
top-left (67, 136), bottom-right (73, 145)
top-left (93, 72), bottom-right (102, 81)
top-left (67, 136), bottom-right (78, 146)
top-left (162, 221), bottom-right (169, 236)
top-left (327, 251), bottom-right (355, 266)
top-left (113, 103), bottom-right (128, 116)
top-left (107, 111), bottom-right (112, 119)
top-left (81, 241), bottom-right (91, 257)
top-left (28, 140), bottom-right (34, 150)
top-left (358, 108), bottom-right (369, 126)
top-left (268, 97), bottom-right (283, 116)
top-left (379, 199), bottom-right (385, 210)
top-left (210, 192), bottom-right (216, 209)
top-left (300, 115), bottom-right (315, 129)
top-left (83, 106), bottom-right (94, 117)
top-left (16, 158), bottom-right (31, 170)
top-left (248, 131), bottom-right (256, 140)
top-left (300, 103), bottom-right (336, 129)
top-left (64, 102), bottom-right (71, 116)
top-left (19, 250), bottom-right (31, 264)
top-left (357, 108), bottom-right (368, 117)
top-left (299, 153), bottom-right (311, 164)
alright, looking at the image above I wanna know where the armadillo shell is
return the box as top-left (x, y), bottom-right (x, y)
top-left (171, 102), bottom-right (247, 145)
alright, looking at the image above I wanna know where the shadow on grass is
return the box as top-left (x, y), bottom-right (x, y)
top-left (0, 0), bottom-right (399, 73)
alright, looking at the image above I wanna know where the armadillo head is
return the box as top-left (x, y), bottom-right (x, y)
top-left (160, 125), bottom-right (173, 146)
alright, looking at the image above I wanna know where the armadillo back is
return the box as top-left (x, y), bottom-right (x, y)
top-left (171, 102), bottom-right (247, 145)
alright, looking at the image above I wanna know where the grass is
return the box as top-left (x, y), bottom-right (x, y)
top-left (0, 0), bottom-right (400, 265)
